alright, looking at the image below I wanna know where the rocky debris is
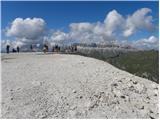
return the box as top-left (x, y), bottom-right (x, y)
top-left (1, 53), bottom-right (159, 119)
top-left (72, 90), bottom-right (77, 93)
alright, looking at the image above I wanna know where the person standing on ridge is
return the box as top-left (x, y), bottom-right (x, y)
top-left (17, 46), bottom-right (20, 53)
top-left (6, 45), bottom-right (10, 54)
top-left (43, 44), bottom-right (48, 53)
top-left (30, 45), bottom-right (33, 52)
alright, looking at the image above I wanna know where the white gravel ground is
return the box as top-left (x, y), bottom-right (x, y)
top-left (1, 53), bottom-right (159, 118)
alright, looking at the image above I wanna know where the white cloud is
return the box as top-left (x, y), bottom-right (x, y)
top-left (104, 10), bottom-right (125, 36)
top-left (123, 8), bottom-right (154, 37)
top-left (6, 18), bottom-right (46, 39)
top-left (70, 22), bottom-right (93, 32)
top-left (49, 8), bottom-right (155, 46)
top-left (3, 8), bottom-right (157, 50)
top-left (5, 18), bottom-right (46, 50)
top-left (49, 23), bottom-right (113, 45)
top-left (48, 30), bottom-right (71, 46)
top-left (132, 36), bottom-right (158, 49)
top-left (51, 30), bottom-right (69, 41)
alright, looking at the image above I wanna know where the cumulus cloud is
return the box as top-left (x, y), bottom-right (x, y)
top-left (47, 22), bottom-right (114, 45)
top-left (6, 18), bottom-right (46, 39)
top-left (3, 8), bottom-right (157, 50)
top-left (48, 8), bottom-right (156, 47)
top-left (5, 18), bottom-right (46, 49)
top-left (70, 22), bottom-right (93, 32)
top-left (69, 22), bottom-right (106, 43)
top-left (132, 36), bottom-right (158, 50)
top-left (47, 31), bottom-right (71, 46)
top-left (104, 10), bottom-right (125, 36)
top-left (51, 31), bottom-right (70, 42)
top-left (123, 8), bottom-right (154, 37)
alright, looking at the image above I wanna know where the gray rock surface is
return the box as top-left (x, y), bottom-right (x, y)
top-left (1, 53), bottom-right (159, 118)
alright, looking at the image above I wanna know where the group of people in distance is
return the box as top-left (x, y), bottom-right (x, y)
top-left (6, 45), bottom-right (20, 54)
top-left (51, 45), bottom-right (61, 53)
top-left (43, 44), bottom-right (77, 53)
top-left (6, 44), bottom-right (77, 54)
top-left (43, 44), bottom-right (65, 53)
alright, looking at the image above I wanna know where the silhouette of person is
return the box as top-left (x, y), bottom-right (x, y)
top-left (43, 44), bottom-right (48, 53)
top-left (74, 45), bottom-right (77, 51)
top-left (58, 46), bottom-right (60, 52)
top-left (12, 48), bottom-right (16, 53)
top-left (55, 45), bottom-right (58, 52)
top-left (71, 46), bottom-right (74, 52)
top-left (52, 46), bottom-right (55, 52)
top-left (6, 45), bottom-right (10, 54)
top-left (45, 44), bottom-right (48, 52)
top-left (17, 46), bottom-right (20, 53)
top-left (30, 45), bottom-right (33, 52)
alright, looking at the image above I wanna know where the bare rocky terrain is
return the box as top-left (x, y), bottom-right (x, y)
top-left (1, 53), bottom-right (159, 118)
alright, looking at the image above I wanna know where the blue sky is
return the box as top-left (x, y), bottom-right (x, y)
top-left (1, 1), bottom-right (159, 49)
top-left (2, 1), bottom-right (159, 30)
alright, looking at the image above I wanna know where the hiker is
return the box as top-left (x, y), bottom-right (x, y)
top-left (45, 44), bottom-right (49, 52)
top-left (43, 47), bottom-right (47, 53)
top-left (6, 45), bottom-right (10, 54)
top-left (52, 46), bottom-right (55, 52)
top-left (17, 46), bottom-right (20, 53)
top-left (74, 45), bottom-right (77, 51)
top-left (68, 47), bottom-right (70, 53)
top-left (71, 46), bottom-right (74, 52)
top-left (30, 45), bottom-right (33, 52)
top-left (55, 45), bottom-right (58, 52)
top-left (12, 48), bottom-right (16, 53)
top-left (58, 46), bottom-right (60, 52)
top-left (43, 44), bottom-right (48, 53)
